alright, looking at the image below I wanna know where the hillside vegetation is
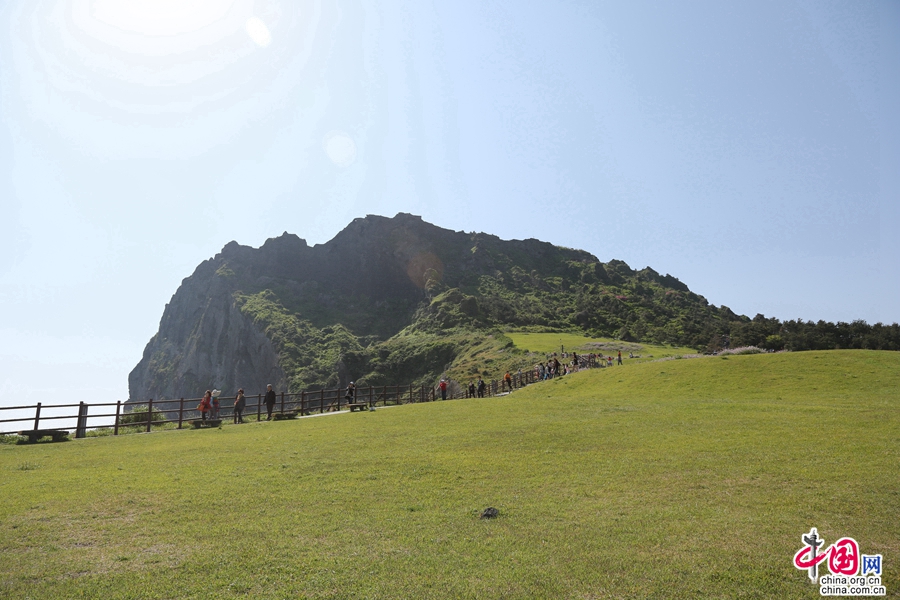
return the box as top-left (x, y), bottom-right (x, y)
top-left (6, 350), bottom-right (898, 598)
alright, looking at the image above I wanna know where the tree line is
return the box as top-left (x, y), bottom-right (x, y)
top-left (706, 315), bottom-right (900, 353)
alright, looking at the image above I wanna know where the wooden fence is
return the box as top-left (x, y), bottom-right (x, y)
top-left (0, 368), bottom-right (556, 438)
top-left (0, 353), bottom-right (617, 439)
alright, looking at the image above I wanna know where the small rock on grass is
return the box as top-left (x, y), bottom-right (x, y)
top-left (480, 507), bottom-right (499, 519)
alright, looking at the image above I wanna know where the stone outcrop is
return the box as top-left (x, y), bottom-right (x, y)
top-left (128, 254), bottom-right (286, 404)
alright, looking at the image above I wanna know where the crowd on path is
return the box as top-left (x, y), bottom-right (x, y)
top-left (534, 350), bottom-right (626, 380)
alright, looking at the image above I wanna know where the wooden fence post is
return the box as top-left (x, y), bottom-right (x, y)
top-left (320, 389), bottom-right (325, 413)
top-left (280, 392), bottom-right (285, 415)
top-left (146, 399), bottom-right (153, 432)
top-left (76, 402), bottom-right (87, 439)
top-left (257, 394), bottom-right (262, 421)
top-left (301, 391), bottom-right (306, 415)
top-left (114, 401), bottom-right (121, 435)
top-left (33, 402), bottom-right (41, 431)
top-left (178, 398), bottom-right (184, 429)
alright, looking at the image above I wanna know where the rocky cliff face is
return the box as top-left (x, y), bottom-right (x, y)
top-left (128, 250), bottom-right (286, 404)
top-left (128, 213), bottom-right (451, 402)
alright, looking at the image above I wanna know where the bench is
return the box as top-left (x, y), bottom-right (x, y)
top-left (348, 403), bottom-right (368, 412)
top-left (273, 411), bottom-right (299, 421)
top-left (189, 419), bottom-right (222, 429)
top-left (18, 429), bottom-right (70, 443)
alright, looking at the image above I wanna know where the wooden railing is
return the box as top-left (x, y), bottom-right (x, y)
top-left (0, 356), bottom-right (611, 439)
top-left (0, 372), bottom-right (539, 438)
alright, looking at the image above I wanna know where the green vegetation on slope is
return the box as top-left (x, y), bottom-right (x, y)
top-left (3, 350), bottom-right (897, 598)
top-left (237, 290), bottom-right (367, 391)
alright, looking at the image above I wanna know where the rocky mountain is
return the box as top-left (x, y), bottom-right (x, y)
top-left (128, 213), bottom-right (899, 403)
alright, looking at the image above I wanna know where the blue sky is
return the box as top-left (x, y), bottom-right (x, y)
top-left (1, 0), bottom-right (898, 408)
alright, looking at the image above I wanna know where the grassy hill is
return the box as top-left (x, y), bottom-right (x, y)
top-left (3, 350), bottom-right (898, 598)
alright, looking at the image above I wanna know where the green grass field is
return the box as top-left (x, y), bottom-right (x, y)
top-left (1, 350), bottom-right (897, 599)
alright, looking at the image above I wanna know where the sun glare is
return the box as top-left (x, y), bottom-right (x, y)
top-left (91, 0), bottom-right (237, 36)
top-left (245, 17), bottom-right (272, 47)
top-left (12, 0), bottom-right (306, 159)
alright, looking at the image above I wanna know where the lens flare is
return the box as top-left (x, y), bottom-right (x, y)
top-left (246, 17), bottom-right (272, 47)
top-left (323, 131), bottom-right (357, 166)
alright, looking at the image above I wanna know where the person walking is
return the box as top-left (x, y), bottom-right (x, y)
top-left (438, 379), bottom-right (448, 400)
top-left (344, 381), bottom-right (356, 409)
top-left (617, 351), bottom-right (623, 365)
top-left (233, 388), bottom-right (246, 424)
top-left (477, 377), bottom-right (486, 398)
top-left (264, 384), bottom-right (277, 420)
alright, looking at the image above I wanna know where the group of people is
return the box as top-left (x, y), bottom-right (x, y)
top-left (197, 384), bottom-right (279, 423)
top-left (536, 350), bottom-right (626, 379)
top-left (197, 390), bottom-right (222, 421)
top-left (537, 358), bottom-right (567, 380)
top-left (465, 377), bottom-right (488, 398)
top-left (461, 372), bottom-right (516, 398)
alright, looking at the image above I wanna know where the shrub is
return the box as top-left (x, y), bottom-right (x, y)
top-left (85, 428), bottom-right (114, 438)
top-left (717, 346), bottom-right (764, 356)
top-left (763, 335), bottom-right (785, 352)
